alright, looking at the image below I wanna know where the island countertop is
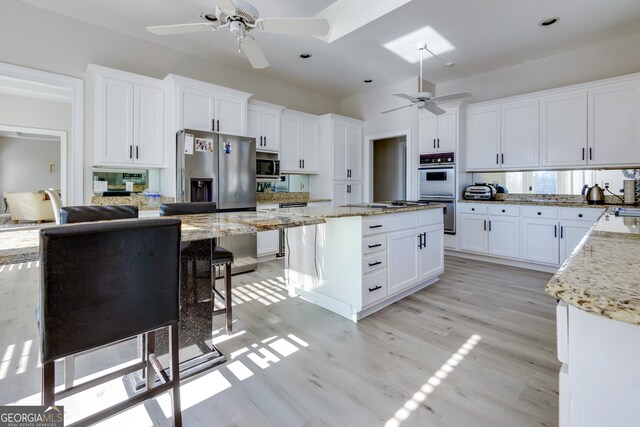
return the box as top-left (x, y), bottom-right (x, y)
top-left (0, 204), bottom-right (443, 265)
top-left (545, 208), bottom-right (640, 326)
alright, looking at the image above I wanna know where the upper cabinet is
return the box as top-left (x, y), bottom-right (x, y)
top-left (280, 110), bottom-right (319, 173)
top-left (248, 100), bottom-right (284, 152)
top-left (166, 74), bottom-right (251, 136)
top-left (89, 65), bottom-right (165, 167)
top-left (332, 119), bottom-right (363, 181)
top-left (466, 73), bottom-right (640, 171)
top-left (588, 83), bottom-right (640, 166)
top-left (540, 92), bottom-right (588, 167)
top-left (418, 108), bottom-right (458, 155)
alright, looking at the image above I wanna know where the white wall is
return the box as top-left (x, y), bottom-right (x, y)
top-left (436, 31), bottom-right (640, 102)
top-left (339, 77), bottom-right (434, 201)
top-left (0, 136), bottom-right (61, 210)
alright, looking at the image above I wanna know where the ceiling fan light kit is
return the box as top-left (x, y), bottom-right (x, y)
top-left (381, 45), bottom-right (471, 115)
top-left (146, 0), bottom-right (330, 69)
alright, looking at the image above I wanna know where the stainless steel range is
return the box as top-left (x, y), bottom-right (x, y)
top-left (418, 152), bottom-right (456, 234)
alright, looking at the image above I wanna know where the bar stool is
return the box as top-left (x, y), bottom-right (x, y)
top-left (39, 218), bottom-right (182, 427)
top-left (159, 202), bottom-right (234, 334)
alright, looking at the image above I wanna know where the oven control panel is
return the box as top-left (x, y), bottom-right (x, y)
top-left (419, 152), bottom-right (454, 166)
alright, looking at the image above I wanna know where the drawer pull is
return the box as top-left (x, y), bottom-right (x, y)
top-left (368, 243), bottom-right (382, 248)
top-left (368, 285), bottom-right (382, 292)
top-left (501, 209), bottom-right (505, 213)
top-left (368, 261), bottom-right (382, 267)
top-left (471, 207), bottom-right (475, 211)
top-left (578, 213), bottom-right (583, 218)
top-left (537, 212), bottom-right (542, 215)
top-left (369, 224), bottom-right (383, 229)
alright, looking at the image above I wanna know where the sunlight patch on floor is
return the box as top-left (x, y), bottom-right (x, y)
top-left (385, 334), bottom-right (482, 427)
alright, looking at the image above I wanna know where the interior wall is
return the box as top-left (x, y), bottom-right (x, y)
top-left (0, 0), bottom-right (339, 116)
top-left (0, 136), bottom-right (61, 211)
top-left (436, 31), bottom-right (640, 102)
top-left (373, 137), bottom-right (405, 201)
top-left (339, 77), bottom-right (434, 201)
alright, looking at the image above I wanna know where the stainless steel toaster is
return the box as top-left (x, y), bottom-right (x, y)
top-left (463, 184), bottom-right (496, 200)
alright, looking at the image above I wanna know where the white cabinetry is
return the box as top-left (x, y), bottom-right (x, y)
top-left (332, 121), bottom-right (363, 180)
top-left (248, 100), bottom-right (284, 152)
top-left (419, 108), bottom-right (458, 154)
top-left (521, 217), bottom-right (559, 265)
top-left (89, 65), bottom-right (165, 167)
top-left (459, 204), bottom-right (520, 259)
top-left (257, 204), bottom-right (279, 259)
top-left (540, 92), bottom-right (588, 167)
top-left (333, 182), bottom-right (361, 206)
top-left (466, 101), bottom-right (539, 170)
top-left (387, 228), bottom-right (421, 295)
top-left (588, 83), bottom-right (640, 166)
top-left (167, 74), bottom-right (250, 136)
top-left (280, 110), bottom-right (319, 173)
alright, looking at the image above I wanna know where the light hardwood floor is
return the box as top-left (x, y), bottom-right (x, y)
top-left (0, 256), bottom-right (558, 426)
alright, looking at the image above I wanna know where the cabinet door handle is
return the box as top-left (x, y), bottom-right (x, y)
top-left (554, 225), bottom-right (557, 238)
top-left (302, 159), bottom-right (305, 169)
top-left (501, 153), bottom-right (504, 164)
top-left (437, 138), bottom-right (440, 148)
top-left (369, 224), bottom-right (382, 229)
top-left (368, 243), bottom-right (382, 248)
top-left (418, 234), bottom-right (423, 249)
top-left (368, 285), bottom-right (382, 292)
top-left (212, 118), bottom-right (215, 132)
top-left (136, 146), bottom-right (139, 159)
top-left (483, 219), bottom-right (486, 231)
top-left (260, 136), bottom-right (263, 146)
top-left (496, 153), bottom-right (499, 164)
top-left (129, 145), bottom-right (133, 159)
top-left (488, 220), bottom-right (492, 232)
top-left (264, 136), bottom-right (267, 146)
top-left (217, 119), bottom-right (220, 132)
top-left (368, 261), bottom-right (382, 267)
top-left (589, 147), bottom-right (592, 160)
top-left (423, 232), bottom-right (427, 247)
top-left (560, 226), bottom-right (564, 239)
top-left (582, 148), bottom-right (585, 161)
top-left (433, 138), bottom-right (436, 149)
top-left (299, 159), bottom-right (302, 168)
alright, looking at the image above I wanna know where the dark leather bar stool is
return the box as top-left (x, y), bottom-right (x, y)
top-left (160, 202), bottom-right (234, 334)
top-left (60, 204), bottom-right (139, 224)
top-left (40, 218), bottom-right (182, 427)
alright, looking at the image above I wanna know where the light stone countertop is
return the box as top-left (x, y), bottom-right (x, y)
top-left (545, 208), bottom-right (640, 326)
top-left (458, 199), bottom-right (624, 209)
top-left (0, 204), bottom-right (442, 265)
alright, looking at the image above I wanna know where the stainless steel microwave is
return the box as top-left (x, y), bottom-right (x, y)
top-left (256, 159), bottom-right (280, 178)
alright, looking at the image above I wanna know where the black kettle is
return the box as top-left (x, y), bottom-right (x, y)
top-left (582, 184), bottom-right (605, 205)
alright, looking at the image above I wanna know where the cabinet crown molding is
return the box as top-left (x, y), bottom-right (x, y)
top-left (86, 64), bottom-right (163, 87)
top-left (164, 73), bottom-right (252, 99)
top-left (467, 71), bottom-right (640, 110)
top-left (248, 99), bottom-right (285, 111)
top-left (319, 113), bottom-right (364, 124)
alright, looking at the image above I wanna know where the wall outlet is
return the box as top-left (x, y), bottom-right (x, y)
top-left (603, 181), bottom-right (610, 189)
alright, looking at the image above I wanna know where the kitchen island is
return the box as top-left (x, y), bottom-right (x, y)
top-left (261, 203), bottom-right (446, 321)
top-left (545, 209), bottom-right (640, 427)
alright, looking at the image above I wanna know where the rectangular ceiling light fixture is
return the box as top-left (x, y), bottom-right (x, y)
top-left (383, 26), bottom-right (455, 63)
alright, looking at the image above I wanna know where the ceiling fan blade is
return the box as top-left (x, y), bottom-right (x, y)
top-left (422, 103), bottom-right (446, 115)
top-left (215, 0), bottom-right (237, 11)
top-left (258, 18), bottom-right (330, 36)
top-left (392, 93), bottom-right (420, 103)
top-left (241, 36), bottom-right (269, 69)
top-left (381, 104), bottom-right (414, 114)
top-left (430, 91), bottom-right (472, 103)
top-left (146, 22), bottom-right (215, 35)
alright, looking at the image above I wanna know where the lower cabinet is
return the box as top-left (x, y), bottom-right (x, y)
top-left (458, 203), bottom-right (605, 268)
top-left (387, 229), bottom-right (421, 295)
top-left (419, 224), bottom-right (445, 282)
top-left (257, 230), bottom-right (279, 257)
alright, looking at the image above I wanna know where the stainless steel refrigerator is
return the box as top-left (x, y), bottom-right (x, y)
top-left (176, 129), bottom-right (257, 274)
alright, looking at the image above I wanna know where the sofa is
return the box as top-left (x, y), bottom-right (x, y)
top-left (4, 191), bottom-right (55, 223)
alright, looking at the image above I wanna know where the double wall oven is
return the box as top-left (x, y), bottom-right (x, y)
top-left (419, 153), bottom-right (456, 234)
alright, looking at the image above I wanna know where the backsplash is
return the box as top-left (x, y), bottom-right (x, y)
top-left (91, 194), bottom-right (174, 211)
top-left (256, 192), bottom-right (310, 204)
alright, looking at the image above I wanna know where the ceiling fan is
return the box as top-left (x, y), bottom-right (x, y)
top-left (146, 0), bottom-right (330, 69)
top-left (382, 46), bottom-right (472, 115)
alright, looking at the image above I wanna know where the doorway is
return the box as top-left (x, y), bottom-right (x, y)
top-left (372, 136), bottom-right (407, 201)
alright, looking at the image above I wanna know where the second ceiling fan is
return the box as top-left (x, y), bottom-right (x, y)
top-left (147, 0), bottom-right (330, 69)
top-left (382, 46), bottom-right (472, 115)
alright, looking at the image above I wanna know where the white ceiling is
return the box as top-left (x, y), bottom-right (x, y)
top-left (18, 0), bottom-right (640, 98)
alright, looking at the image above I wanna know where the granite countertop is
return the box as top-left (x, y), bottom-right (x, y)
top-left (545, 208), bottom-right (640, 326)
top-left (459, 199), bottom-right (624, 208)
top-left (458, 193), bottom-right (632, 208)
top-left (0, 204), bottom-right (441, 265)
top-left (92, 195), bottom-right (174, 211)
top-left (259, 203), bottom-right (445, 219)
top-left (255, 191), bottom-right (332, 205)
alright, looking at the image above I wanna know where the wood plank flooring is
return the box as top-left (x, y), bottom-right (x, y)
top-left (0, 256), bottom-right (558, 426)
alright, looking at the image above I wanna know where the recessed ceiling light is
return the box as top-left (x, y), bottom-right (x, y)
top-left (201, 13), bottom-right (218, 22)
top-left (539, 17), bottom-right (559, 27)
top-left (364, 79), bottom-right (373, 83)
top-left (299, 53), bottom-right (312, 59)
top-left (445, 62), bottom-right (455, 67)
